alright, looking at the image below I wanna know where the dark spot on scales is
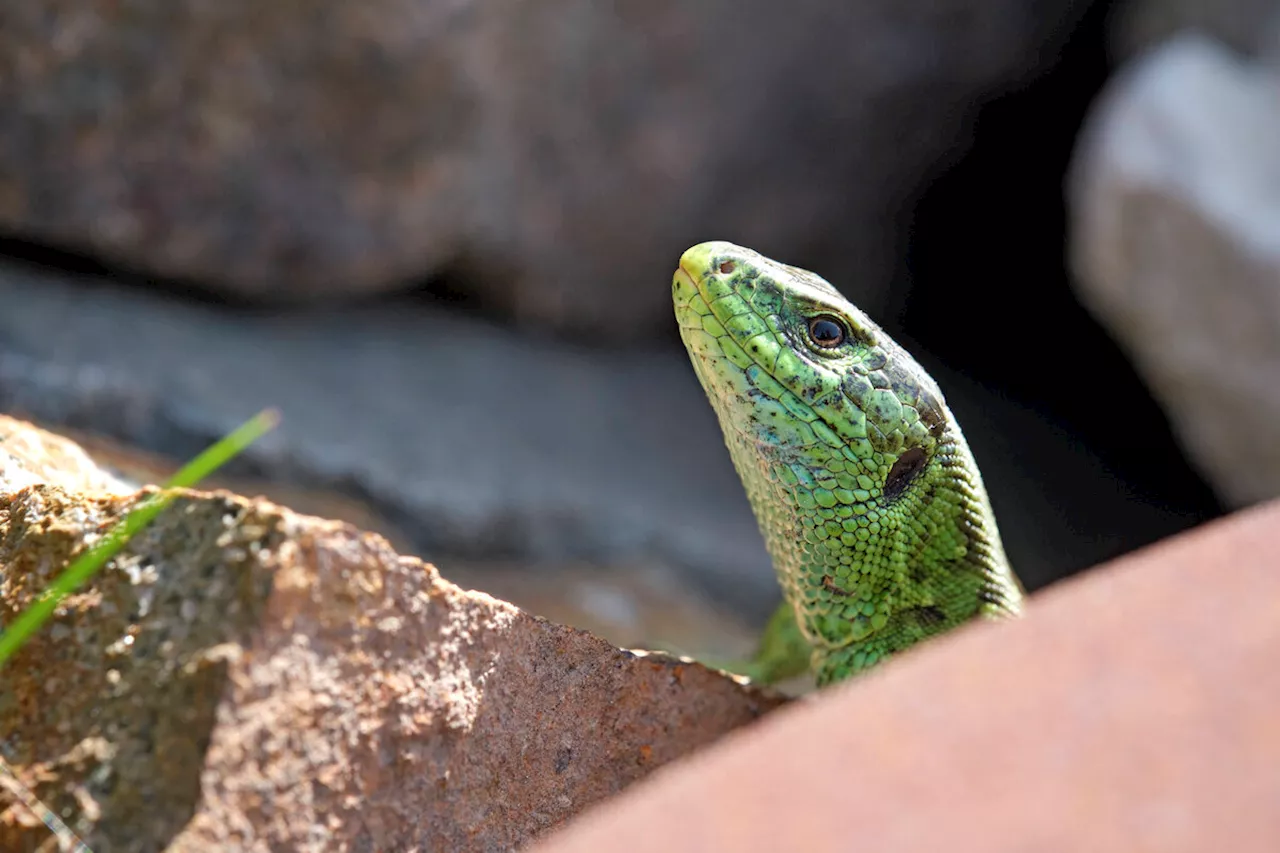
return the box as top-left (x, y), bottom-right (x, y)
top-left (883, 447), bottom-right (928, 501)
top-left (719, 260), bottom-right (737, 274)
top-left (863, 350), bottom-right (888, 371)
top-left (917, 401), bottom-right (946, 437)
top-left (821, 575), bottom-right (850, 596)
top-left (889, 377), bottom-right (920, 408)
top-left (910, 605), bottom-right (947, 627)
top-left (978, 587), bottom-right (1009, 605)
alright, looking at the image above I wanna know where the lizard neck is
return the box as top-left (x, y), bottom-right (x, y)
top-left (724, 422), bottom-right (1022, 684)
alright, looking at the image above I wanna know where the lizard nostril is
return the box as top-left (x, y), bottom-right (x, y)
top-left (718, 260), bottom-right (736, 275)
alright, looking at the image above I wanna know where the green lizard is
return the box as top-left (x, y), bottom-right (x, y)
top-left (673, 241), bottom-right (1023, 686)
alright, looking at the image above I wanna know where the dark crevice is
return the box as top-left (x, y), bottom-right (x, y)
top-left (0, 230), bottom-right (519, 325)
top-left (894, 0), bottom-right (1222, 566)
top-left (0, 233), bottom-right (254, 309)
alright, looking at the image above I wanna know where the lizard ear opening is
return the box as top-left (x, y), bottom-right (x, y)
top-left (882, 447), bottom-right (927, 501)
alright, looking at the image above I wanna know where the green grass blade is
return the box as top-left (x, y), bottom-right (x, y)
top-left (0, 408), bottom-right (280, 670)
top-left (160, 408), bottom-right (280, 490)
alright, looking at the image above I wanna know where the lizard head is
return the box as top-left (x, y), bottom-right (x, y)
top-left (673, 240), bottom-right (948, 506)
top-left (673, 241), bottom-right (1017, 680)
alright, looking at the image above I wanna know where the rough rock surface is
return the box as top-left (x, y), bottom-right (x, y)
top-left (0, 425), bottom-right (784, 851)
top-left (1068, 35), bottom-right (1280, 506)
top-left (0, 412), bottom-right (132, 494)
top-left (0, 0), bottom-right (1082, 335)
top-left (532, 498), bottom-right (1280, 853)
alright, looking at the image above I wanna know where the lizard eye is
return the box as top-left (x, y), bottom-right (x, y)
top-left (807, 316), bottom-right (846, 348)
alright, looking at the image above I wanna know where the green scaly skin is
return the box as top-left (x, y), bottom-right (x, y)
top-left (673, 242), bottom-right (1023, 686)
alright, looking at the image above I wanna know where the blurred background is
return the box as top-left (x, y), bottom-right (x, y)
top-left (1, 1), bottom-right (1274, 662)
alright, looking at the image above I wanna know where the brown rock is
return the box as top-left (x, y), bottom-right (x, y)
top-left (532, 499), bottom-right (1280, 853)
top-left (0, 0), bottom-right (1080, 336)
top-left (0, 485), bottom-right (784, 851)
top-left (0, 413), bottom-right (131, 494)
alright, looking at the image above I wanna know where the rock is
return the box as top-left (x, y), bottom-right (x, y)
top-left (1109, 0), bottom-right (1280, 60)
top-left (531, 498), bottom-right (1280, 853)
top-left (1067, 35), bottom-right (1280, 506)
top-left (0, 258), bottom-right (784, 619)
top-left (0, 255), bottom-right (1221, 624)
top-left (0, 481), bottom-right (784, 851)
top-left (0, 0), bottom-right (1082, 336)
top-left (0, 412), bottom-right (132, 494)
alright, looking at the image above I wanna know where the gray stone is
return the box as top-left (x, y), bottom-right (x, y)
top-left (0, 255), bottom-right (1215, 619)
top-left (1068, 34), bottom-right (1280, 506)
top-left (0, 260), bottom-right (782, 616)
top-left (1110, 0), bottom-right (1280, 60)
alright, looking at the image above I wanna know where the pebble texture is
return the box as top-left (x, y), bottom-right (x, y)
top-left (532, 498), bottom-right (1280, 853)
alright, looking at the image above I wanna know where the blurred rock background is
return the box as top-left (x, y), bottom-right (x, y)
top-left (1, 0), bottom-right (1271, 660)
